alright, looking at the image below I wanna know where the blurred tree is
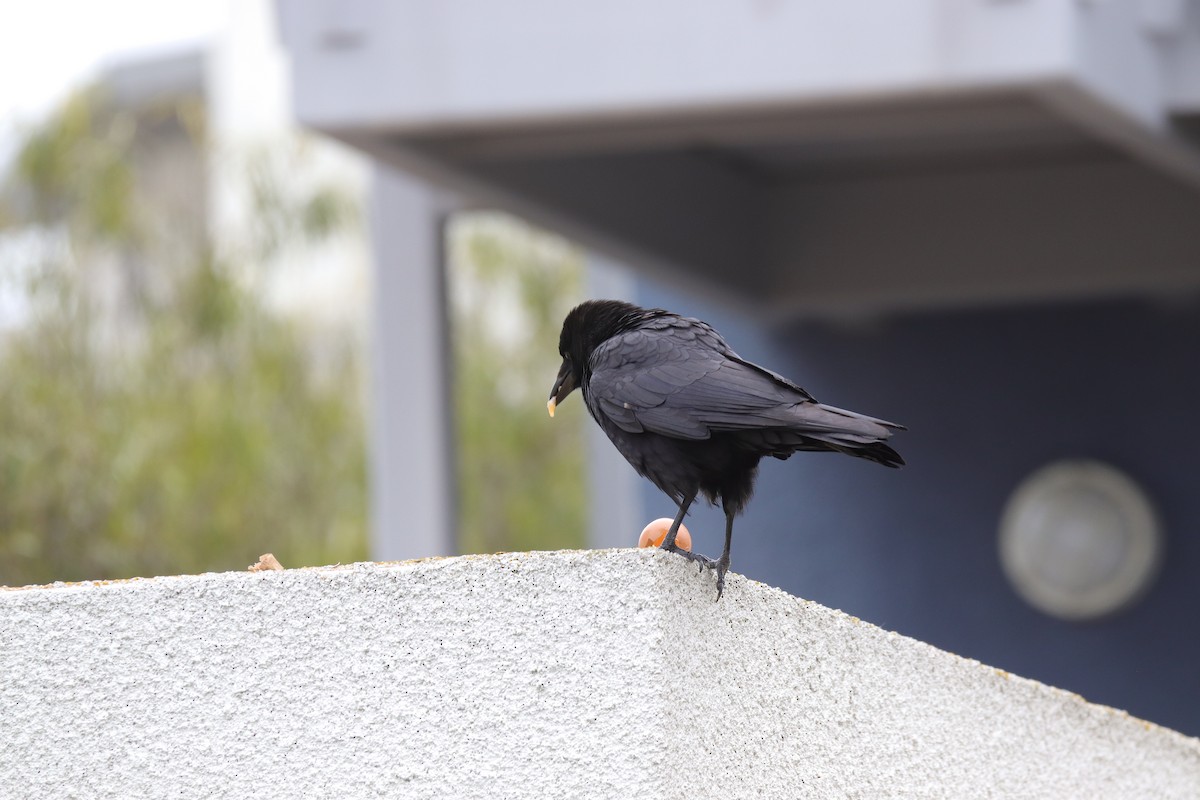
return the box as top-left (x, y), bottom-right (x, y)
top-left (0, 88), bottom-right (367, 584)
top-left (447, 212), bottom-right (587, 554)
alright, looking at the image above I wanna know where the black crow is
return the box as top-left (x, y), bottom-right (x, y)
top-left (548, 299), bottom-right (904, 599)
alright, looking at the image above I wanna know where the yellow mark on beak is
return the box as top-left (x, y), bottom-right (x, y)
top-left (547, 398), bottom-right (557, 418)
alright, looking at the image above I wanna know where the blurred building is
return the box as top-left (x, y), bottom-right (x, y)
top-left (275, 0), bottom-right (1200, 736)
top-left (206, 1), bottom-right (370, 339)
top-left (76, 1), bottom-right (368, 345)
top-left (17, 49), bottom-right (213, 346)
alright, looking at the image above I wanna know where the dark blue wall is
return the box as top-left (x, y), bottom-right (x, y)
top-left (635, 282), bottom-right (1200, 737)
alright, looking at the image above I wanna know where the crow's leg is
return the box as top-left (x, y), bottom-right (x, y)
top-left (660, 491), bottom-right (721, 573)
top-left (659, 492), bottom-right (695, 553)
top-left (683, 506), bottom-right (734, 599)
top-left (712, 506), bottom-right (734, 600)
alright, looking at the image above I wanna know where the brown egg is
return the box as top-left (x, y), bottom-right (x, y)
top-left (638, 518), bottom-right (692, 551)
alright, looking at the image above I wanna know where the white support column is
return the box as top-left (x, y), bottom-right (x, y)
top-left (584, 253), bottom-right (642, 549)
top-left (367, 164), bottom-right (456, 560)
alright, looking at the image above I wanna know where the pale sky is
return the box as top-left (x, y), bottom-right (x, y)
top-left (0, 0), bottom-right (227, 152)
top-left (0, 1), bottom-right (372, 334)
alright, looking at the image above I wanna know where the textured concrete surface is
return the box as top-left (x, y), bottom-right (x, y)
top-left (3, 549), bottom-right (1198, 799)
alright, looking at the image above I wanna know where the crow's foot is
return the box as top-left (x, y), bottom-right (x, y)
top-left (659, 544), bottom-right (730, 600)
top-left (661, 542), bottom-right (713, 566)
top-left (708, 556), bottom-right (730, 600)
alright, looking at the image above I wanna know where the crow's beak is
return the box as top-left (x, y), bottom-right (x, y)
top-left (547, 360), bottom-right (577, 418)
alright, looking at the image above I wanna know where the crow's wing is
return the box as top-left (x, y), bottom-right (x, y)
top-left (585, 320), bottom-right (863, 441)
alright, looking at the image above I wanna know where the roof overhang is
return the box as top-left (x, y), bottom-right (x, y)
top-left (277, 0), bottom-right (1200, 318)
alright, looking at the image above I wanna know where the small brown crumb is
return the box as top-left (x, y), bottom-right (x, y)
top-left (248, 553), bottom-right (285, 572)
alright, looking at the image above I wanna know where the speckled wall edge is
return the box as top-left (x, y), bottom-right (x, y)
top-left (3, 549), bottom-right (1198, 799)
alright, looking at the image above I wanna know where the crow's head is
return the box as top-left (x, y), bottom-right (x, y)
top-left (548, 299), bottom-right (644, 417)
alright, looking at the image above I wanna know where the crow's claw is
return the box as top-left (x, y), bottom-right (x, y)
top-left (659, 544), bottom-right (730, 599)
top-left (666, 547), bottom-right (714, 568)
top-left (707, 557), bottom-right (730, 600)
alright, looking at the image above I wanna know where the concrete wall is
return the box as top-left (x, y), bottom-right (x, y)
top-left (637, 282), bottom-right (1200, 738)
top-left (3, 550), bottom-right (1198, 798)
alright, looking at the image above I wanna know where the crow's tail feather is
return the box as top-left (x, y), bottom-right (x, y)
top-left (793, 402), bottom-right (905, 468)
top-left (825, 440), bottom-right (905, 468)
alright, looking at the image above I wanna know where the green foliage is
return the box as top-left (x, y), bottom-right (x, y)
top-left (447, 213), bottom-right (587, 554)
top-left (0, 87), bottom-right (590, 584)
top-left (232, 138), bottom-right (360, 262)
top-left (12, 89), bottom-right (137, 240)
top-left (0, 90), bottom-right (368, 585)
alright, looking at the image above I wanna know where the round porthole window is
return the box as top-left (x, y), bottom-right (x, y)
top-left (998, 460), bottom-right (1161, 621)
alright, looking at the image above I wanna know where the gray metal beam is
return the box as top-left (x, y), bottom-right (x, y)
top-left (367, 165), bottom-right (457, 560)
